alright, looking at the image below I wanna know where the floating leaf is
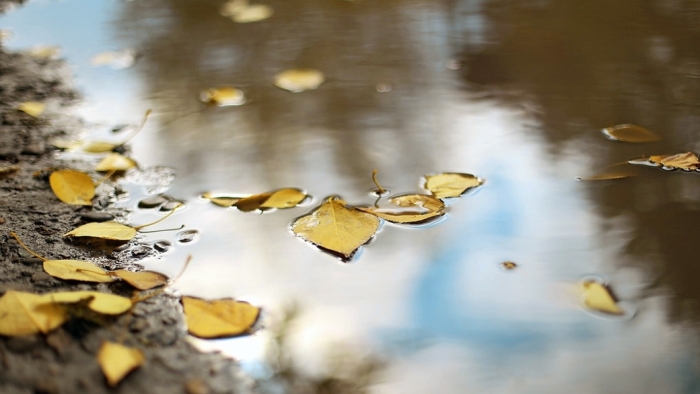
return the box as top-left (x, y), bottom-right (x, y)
top-left (0, 290), bottom-right (68, 336)
top-left (98, 342), bottom-right (144, 387)
top-left (261, 188), bottom-right (308, 208)
top-left (17, 102), bottom-right (46, 117)
top-left (601, 124), bottom-right (661, 143)
top-left (199, 87), bottom-right (246, 107)
top-left (41, 291), bottom-right (132, 315)
top-left (49, 169), bottom-right (95, 206)
top-left (423, 172), bottom-right (483, 198)
top-left (95, 153), bottom-right (138, 172)
top-left (359, 194), bottom-right (445, 224)
top-left (650, 152), bottom-right (700, 171)
top-left (64, 222), bottom-right (136, 241)
top-left (203, 188), bottom-right (308, 211)
top-left (274, 69), bottom-right (325, 92)
top-left (501, 261), bottom-right (517, 270)
top-left (581, 281), bottom-right (623, 315)
top-left (291, 196), bottom-right (381, 261)
top-left (44, 260), bottom-right (115, 283)
top-left (110, 270), bottom-right (168, 290)
top-left (577, 163), bottom-right (638, 181)
top-left (201, 192), bottom-right (241, 208)
top-left (181, 296), bottom-right (260, 339)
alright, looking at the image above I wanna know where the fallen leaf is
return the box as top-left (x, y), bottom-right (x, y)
top-left (98, 341), bottom-right (144, 387)
top-left (49, 169), bottom-right (95, 206)
top-left (182, 296), bottom-right (260, 339)
top-left (274, 69), bottom-right (325, 92)
top-left (601, 124), bottom-right (661, 142)
top-left (359, 194), bottom-right (445, 224)
top-left (423, 172), bottom-right (483, 198)
top-left (501, 261), bottom-right (517, 270)
top-left (649, 152), bottom-right (700, 171)
top-left (95, 153), bottom-right (138, 172)
top-left (200, 87), bottom-right (246, 107)
top-left (110, 270), bottom-right (168, 290)
top-left (17, 102), bottom-right (46, 117)
top-left (0, 291), bottom-right (67, 336)
top-left (44, 260), bottom-right (115, 283)
top-left (577, 163), bottom-right (638, 181)
top-left (41, 291), bottom-right (132, 315)
top-left (201, 192), bottom-right (241, 207)
top-left (291, 196), bottom-right (381, 261)
top-left (203, 188), bottom-right (308, 211)
top-left (64, 222), bottom-right (136, 241)
top-left (581, 281), bottom-right (623, 315)
top-left (231, 4), bottom-right (273, 22)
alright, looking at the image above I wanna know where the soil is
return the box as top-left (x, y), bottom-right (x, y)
top-left (0, 18), bottom-right (253, 394)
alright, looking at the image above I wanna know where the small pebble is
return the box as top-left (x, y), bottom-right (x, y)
top-left (176, 229), bottom-right (199, 244)
top-left (153, 240), bottom-right (171, 253)
top-left (31, 272), bottom-right (51, 282)
top-left (22, 142), bottom-right (46, 156)
top-left (0, 217), bottom-right (6, 224)
top-left (80, 211), bottom-right (114, 222)
top-left (138, 195), bottom-right (168, 209)
top-left (6, 335), bottom-right (39, 353)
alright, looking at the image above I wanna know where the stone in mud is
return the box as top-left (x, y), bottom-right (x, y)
top-left (80, 211), bottom-right (114, 222)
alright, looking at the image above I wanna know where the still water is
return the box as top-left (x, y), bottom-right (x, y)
top-left (4, 0), bottom-right (700, 392)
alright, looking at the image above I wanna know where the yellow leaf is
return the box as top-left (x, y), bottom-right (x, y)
top-left (0, 291), bottom-right (68, 336)
top-left (274, 69), bottom-right (325, 92)
top-left (261, 188), bottom-right (308, 208)
top-left (95, 153), bottom-right (137, 172)
top-left (201, 192), bottom-right (241, 208)
top-left (49, 169), bottom-right (95, 206)
top-left (601, 124), bottom-right (661, 143)
top-left (110, 270), bottom-right (168, 290)
top-left (648, 152), bottom-right (700, 171)
top-left (234, 193), bottom-right (273, 212)
top-left (43, 260), bottom-right (115, 283)
top-left (64, 222), bottom-right (137, 241)
top-left (230, 4), bottom-right (273, 23)
top-left (41, 291), bottom-right (132, 315)
top-left (291, 196), bottom-right (381, 261)
top-left (199, 87), bottom-right (246, 107)
top-left (359, 194), bottom-right (445, 224)
top-left (51, 139), bottom-right (82, 151)
top-left (501, 261), bottom-right (518, 270)
top-left (17, 102), bottom-right (46, 117)
top-left (182, 296), bottom-right (260, 339)
top-left (423, 172), bottom-right (483, 198)
top-left (82, 141), bottom-right (119, 153)
top-left (581, 281), bottom-right (623, 315)
top-left (98, 341), bottom-right (144, 387)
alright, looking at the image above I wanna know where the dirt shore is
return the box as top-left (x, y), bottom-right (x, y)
top-left (0, 32), bottom-right (253, 394)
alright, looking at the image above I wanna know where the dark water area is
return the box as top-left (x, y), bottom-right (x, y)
top-left (4, 0), bottom-right (700, 392)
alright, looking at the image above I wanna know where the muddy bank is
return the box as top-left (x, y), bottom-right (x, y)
top-left (0, 43), bottom-right (253, 394)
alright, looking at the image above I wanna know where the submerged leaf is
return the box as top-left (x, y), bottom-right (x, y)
top-left (0, 291), bottom-right (67, 336)
top-left (110, 270), bottom-right (168, 290)
top-left (182, 296), bottom-right (260, 339)
top-left (17, 102), bottom-right (45, 117)
top-left (95, 153), bottom-right (138, 172)
top-left (64, 222), bottom-right (137, 241)
top-left (601, 124), bottom-right (661, 143)
top-left (274, 69), bottom-right (325, 92)
top-left (49, 169), bottom-right (95, 206)
top-left (359, 194), bottom-right (445, 224)
top-left (423, 172), bottom-right (483, 198)
top-left (199, 87), bottom-right (246, 107)
top-left (41, 291), bottom-right (132, 315)
top-left (291, 196), bottom-right (381, 261)
top-left (43, 260), bottom-right (115, 283)
top-left (98, 342), bottom-right (144, 387)
top-left (581, 281), bottom-right (623, 315)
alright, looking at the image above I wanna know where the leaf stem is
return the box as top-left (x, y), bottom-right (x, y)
top-left (95, 169), bottom-right (116, 186)
top-left (9, 232), bottom-right (47, 261)
top-left (372, 169), bottom-right (385, 194)
top-left (118, 109), bottom-right (152, 146)
top-left (134, 203), bottom-right (182, 230)
top-left (138, 224), bottom-right (185, 234)
top-left (171, 254), bottom-right (192, 283)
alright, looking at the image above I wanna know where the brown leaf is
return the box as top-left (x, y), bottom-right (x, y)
top-left (629, 152), bottom-right (700, 171)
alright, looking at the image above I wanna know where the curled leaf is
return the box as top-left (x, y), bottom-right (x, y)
top-left (182, 296), bottom-right (260, 339)
top-left (64, 222), bottom-right (137, 241)
top-left (581, 281), bottom-right (623, 315)
top-left (95, 153), bottom-right (138, 172)
top-left (43, 260), bottom-right (115, 283)
top-left (98, 341), bottom-right (144, 387)
top-left (199, 87), bottom-right (246, 107)
top-left (359, 194), bottom-right (445, 225)
top-left (110, 270), bottom-right (168, 290)
top-left (49, 169), bottom-right (95, 206)
top-left (203, 188), bottom-right (308, 211)
top-left (423, 172), bottom-right (483, 198)
top-left (274, 69), bottom-right (325, 92)
top-left (601, 124), bottom-right (661, 142)
top-left (41, 291), bottom-right (132, 315)
top-left (0, 290), bottom-right (68, 336)
top-left (17, 102), bottom-right (46, 117)
top-left (291, 196), bottom-right (381, 262)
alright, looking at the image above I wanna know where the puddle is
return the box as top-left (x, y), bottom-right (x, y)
top-left (5, 0), bottom-right (700, 392)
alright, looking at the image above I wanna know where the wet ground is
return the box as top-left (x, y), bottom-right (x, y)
top-left (4, 0), bottom-right (700, 393)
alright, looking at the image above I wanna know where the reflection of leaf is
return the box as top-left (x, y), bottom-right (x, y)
top-left (274, 69), bottom-right (325, 92)
top-left (601, 124), bottom-right (661, 142)
top-left (577, 163), bottom-right (638, 181)
top-left (44, 260), bottom-right (115, 283)
top-left (17, 102), bottom-right (45, 117)
top-left (182, 296), bottom-right (260, 339)
top-left (64, 222), bottom-right (137, 241)
top-left (0, 291), bottom-right (67, 336)
top-left (49, 169), bottom-right (95, 205)
top-left (199, 87), bottom-right (246, 106)
top-left (110, 270), bottom-right (168, 290)
top-left (98, 342), bottom-right (144, 387)
top-left (95, 153), bottom-right (138, 172)
top-left (291, 196), bottom-right (381, 261)
top-left (359, 194), bottom-right (445, 224)
top-left (423, 172), bottom-right (483, 198)
top-left (42, 291), bottom-right (132, 315)
top-left (581, 281), bottom-right (623, 315)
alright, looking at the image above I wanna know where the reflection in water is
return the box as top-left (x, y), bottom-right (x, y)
top-left (4, 0), bottom-right (700, 392)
